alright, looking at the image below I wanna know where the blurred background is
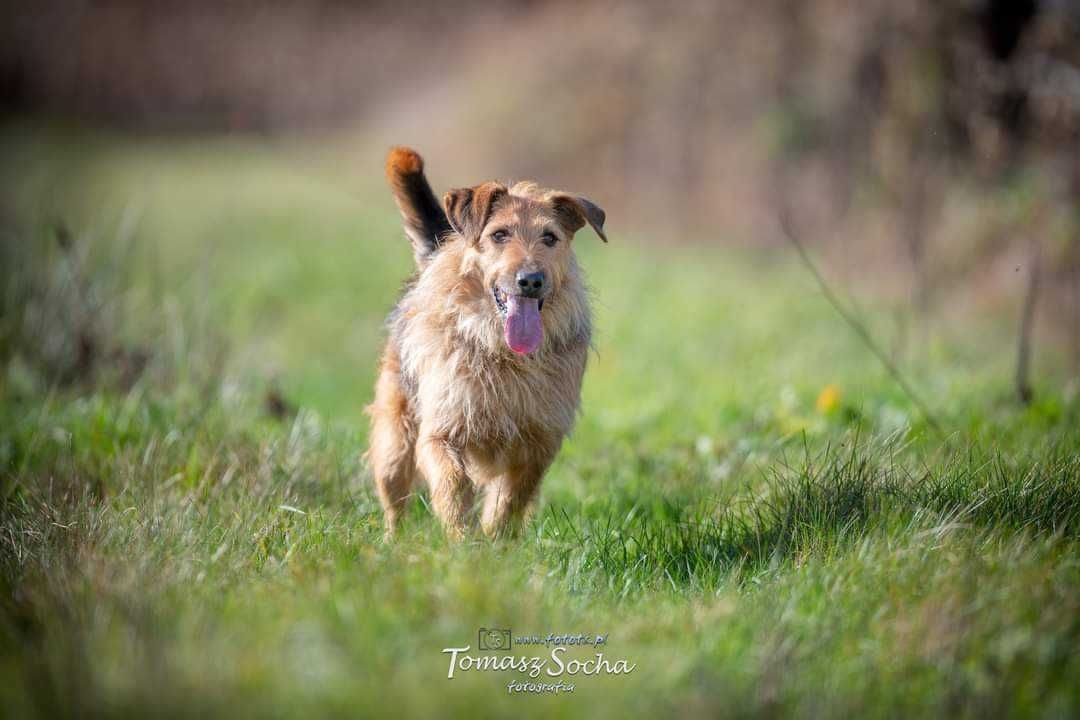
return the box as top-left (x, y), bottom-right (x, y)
top-left (1, 0), bottom-right (1078, 400)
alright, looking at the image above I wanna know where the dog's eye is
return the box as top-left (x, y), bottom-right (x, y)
top-left (490, 229), bottom-right (509, 244)
top-left (541, 232), bottom-right (558, 247)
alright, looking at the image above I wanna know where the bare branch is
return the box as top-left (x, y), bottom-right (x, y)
top-left (779, 212), bottom-right (945, 437)
top-left (1016, 242), bottom-right (1041, 405)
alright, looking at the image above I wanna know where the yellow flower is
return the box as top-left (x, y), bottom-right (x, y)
top-left (816, 384), bottom-right (842, 414)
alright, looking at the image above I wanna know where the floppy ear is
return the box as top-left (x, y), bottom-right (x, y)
top-left (443, 181), bottom-right (507, 243)
top-left (551, 194), bottom-right (608, 242)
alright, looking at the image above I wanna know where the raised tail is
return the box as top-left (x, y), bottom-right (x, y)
top-left (385, 147), bottom-right (453, 267)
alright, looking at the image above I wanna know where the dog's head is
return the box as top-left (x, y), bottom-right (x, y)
top-left (444, 181), bottom-right (606, 355)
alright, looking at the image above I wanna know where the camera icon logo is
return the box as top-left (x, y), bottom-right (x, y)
top-left (478, 628), bottom-right (512, 651)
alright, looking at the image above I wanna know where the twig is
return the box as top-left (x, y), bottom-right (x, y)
top-left (779, 212), bottom-right (945, 436)
top-left (1015, 240), bottom-right (1041, 405)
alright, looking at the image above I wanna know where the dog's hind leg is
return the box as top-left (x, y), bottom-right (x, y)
top-left (367, 352), bottom-right (417, 537)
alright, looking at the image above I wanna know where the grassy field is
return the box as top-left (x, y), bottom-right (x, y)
top-left (1, 124), bottom-right (1078, 719)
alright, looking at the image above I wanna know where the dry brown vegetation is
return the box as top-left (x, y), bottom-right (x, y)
top-left (4, 1), bottom-right (1077, 372)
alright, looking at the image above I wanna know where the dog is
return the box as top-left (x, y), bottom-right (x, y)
top-left (367, 147), bottom-right (607, 538)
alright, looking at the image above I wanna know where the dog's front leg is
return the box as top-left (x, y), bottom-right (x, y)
top-left (416, 431), bottom-right (474, 539)
top-left (480, 453), bottom-right (552, 538)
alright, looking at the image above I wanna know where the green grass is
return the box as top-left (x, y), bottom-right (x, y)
top-left (1, 124), bottom-right (1078, 719)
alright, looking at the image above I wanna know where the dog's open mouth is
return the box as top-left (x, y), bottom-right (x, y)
top-left (493, 286), bottom-right (544, 355)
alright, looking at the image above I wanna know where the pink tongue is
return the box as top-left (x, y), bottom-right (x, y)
top-left (505, 295), bottom-right (543, 354)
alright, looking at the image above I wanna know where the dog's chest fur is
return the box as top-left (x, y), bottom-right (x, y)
top-left (386, 240), bottom-right (592, 453)
top-left (395, 311), bottom-right (588, 445)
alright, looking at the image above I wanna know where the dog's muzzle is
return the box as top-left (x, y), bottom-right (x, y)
top-left (493, 284), bottom-right (545, 355)
top-left (493, 285), bottom-right (545, 316)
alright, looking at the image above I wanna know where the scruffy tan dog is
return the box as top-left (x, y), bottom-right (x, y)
top-left (367, 147), bottom-right (607, 538)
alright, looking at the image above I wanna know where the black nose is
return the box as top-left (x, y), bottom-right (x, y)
top-left (515, 270), bottom-right (545, 297)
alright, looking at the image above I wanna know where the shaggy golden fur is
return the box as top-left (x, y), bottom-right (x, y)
top-left (368, 147), bottom-right (607, 538)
